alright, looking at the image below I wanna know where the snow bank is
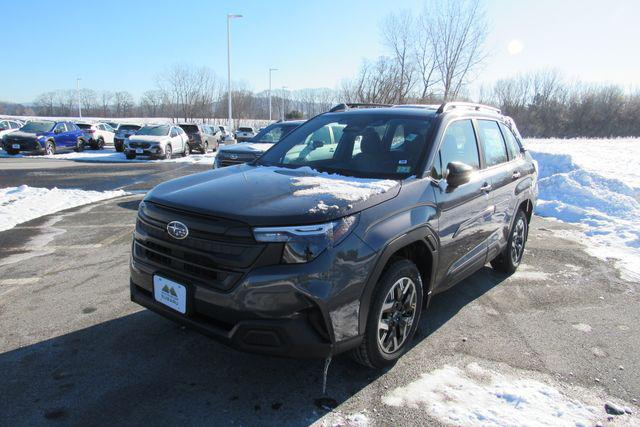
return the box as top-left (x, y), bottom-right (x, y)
top-left (289, 166), bottom-right (398, 213)
top-left (0, 186), bottom-right (128, 232)
top-left (0, 148), bottom-right (217, 165)
top-left (526, 138), bottom-right (640, 281)
top-left (383, 363), bottom-right (616, 426)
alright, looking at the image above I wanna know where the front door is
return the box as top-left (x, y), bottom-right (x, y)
top-left (432, 119), bottom-right (492, 290)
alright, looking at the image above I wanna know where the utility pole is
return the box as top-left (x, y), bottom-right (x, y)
top-left (227, 13), bottom-right (243, 130)
top-left (268, 68), bottom-right (278, 121)
top-left (281, 86), bottom-right (288, 121)
top-left (76, 78), bottom-right (82, 118)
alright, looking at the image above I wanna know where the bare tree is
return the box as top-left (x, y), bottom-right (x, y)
top-left (113, 91), bottom-right (134, 117)
top-left (425, 0), bottom-right (488, 100)
top-left (414, 9), bottom-right (439, 101)
top-left (381, 10), bottom-right (416, 102)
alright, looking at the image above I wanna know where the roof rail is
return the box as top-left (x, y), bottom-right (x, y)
top-left (436, 102), bottom-right (501, 115)
top-left (328, 103), bottom-right (393, 112)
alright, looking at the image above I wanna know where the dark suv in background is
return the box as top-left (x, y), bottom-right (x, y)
top-left (214, 120), bottom-right (304, 168)
top-left (178, 123), bottom-right (221, 154)
top-left (130, 102), bottom-right (537, 368)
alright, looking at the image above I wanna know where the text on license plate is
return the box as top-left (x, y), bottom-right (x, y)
top-left (12, 144), bottom-right (20, 149)
top-left (153, 275), bottom-right (187, 314)
top-left (136, 148), bottom-right (143, 154)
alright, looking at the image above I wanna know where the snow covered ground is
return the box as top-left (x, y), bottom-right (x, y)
top-left (0, 186), bottom-right (128, 231)
top-left (525, 138), bottom-right (640, 282)
top-left (383, 362), bottom-right (636, 426)
top-left (0, 148), bottom-right (217, 165)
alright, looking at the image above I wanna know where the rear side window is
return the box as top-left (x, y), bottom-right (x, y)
top-left (10, 121), bottom-right (19, 129)
top-left (477, 120), bottom-right (507, 167)
top-left (499, 123), bottom-right (521, 160)
top-left (434, 119), bottom-right (480, 179)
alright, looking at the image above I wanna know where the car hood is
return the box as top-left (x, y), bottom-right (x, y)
top-left (145, 164), bottom-right (401, 226)
top-left (128, 135), bottom-right (167, 143)
top-left (5, 130), bottom-right (39, 139)
top-left (219, 142), bottom-right (274, 154)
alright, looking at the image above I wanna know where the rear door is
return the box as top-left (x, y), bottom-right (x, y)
top-left (432, 118), bottom-right (493, 289)
top-left (476, 119), bottom-right (519, 260)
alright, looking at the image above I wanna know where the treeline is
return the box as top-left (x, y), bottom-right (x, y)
top-left (480, 70), bottom-right (640, 138)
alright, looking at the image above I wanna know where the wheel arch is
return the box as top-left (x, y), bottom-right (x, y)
top-left (357, 226), bottom-right (438, 335)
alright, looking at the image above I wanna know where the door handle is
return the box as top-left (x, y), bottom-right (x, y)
top-left (512, 171), bottom-right (521, 179)
top-left (480, 183), bottom-right (492, 192)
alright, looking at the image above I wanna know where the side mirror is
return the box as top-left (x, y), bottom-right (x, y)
top-left (54, 128), bottom-right (62, 134)
top-left (446, 161), bottom-right (473, 187)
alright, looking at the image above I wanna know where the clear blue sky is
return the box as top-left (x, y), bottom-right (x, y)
top-left (1, 0), bottom-right (638, 103)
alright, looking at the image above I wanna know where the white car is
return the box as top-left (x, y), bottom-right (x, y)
top-left (75, 122), bottom-right (115, 150)
top-left (234, 126), bottom-right (256, 142)
top-left (0, 119), bottom-right (24, 140)
top-left (124, 124), bottom-right (190, 160)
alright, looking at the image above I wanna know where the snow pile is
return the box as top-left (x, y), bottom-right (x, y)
top-left (1, 149), bottom-right (217, 165)
top-left (525, 138), bottom-right (640, 281)
top-left (383, 363), bottom-right (603, 426)
top-left (0, 185), bottom-right (127, 231)
top-left (289, 166), bottom-right (398, 213)
top-left (317, 411), bottom-right (369, 427)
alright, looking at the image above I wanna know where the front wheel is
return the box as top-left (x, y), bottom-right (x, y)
top-left (201, 142), bottom-right (208, 154)
top-left (351, 259), bottom-right (423, 369)
top-left (74, 139), bottom-right (85, 152)
top-left (164, 144), bottom-right (172, 160)
top-left (491, 209), bottom-right (529, 274)
top-left (183, 143), bottom-right (190, 157)
top-left (44, 140), bottom-right (55, 156)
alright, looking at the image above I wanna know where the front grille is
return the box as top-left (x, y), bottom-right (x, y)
top-left (133, 201), bottom-right (274, 291)
top-left (129, 141), bottom-right (151, 149)
top-left (219, 159), bottom-right (251, 167)
top-left (4, 137), bottom-right (39, 150)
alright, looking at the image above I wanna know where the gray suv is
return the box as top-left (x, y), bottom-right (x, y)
top-left (129, 102), bottom-right (537, 368)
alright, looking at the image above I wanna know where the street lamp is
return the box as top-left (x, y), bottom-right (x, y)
top-left (226, 13), bottom-right (243, 130)
top-left (281, 86), bottom-right (288, 121)
top-left (268, 68), bottom-right (278, 121)
top-left (76, 78), bottom-right (82, 118)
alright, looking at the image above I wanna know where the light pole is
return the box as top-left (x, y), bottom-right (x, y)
top-left (268, 68), bottom-right (278, 121)
top-left (226, 13), bottom-right (243, 130)
top-left (76, 78), bottom-right (82, 118)
top-left (281, 86), bottom-right (288, 121)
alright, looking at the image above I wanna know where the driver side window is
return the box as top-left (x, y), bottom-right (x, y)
top-left (432, 119), bottom-right (479, 179)
top-left (170, 128), bottom-right (178, 137)
top-left (54, 123), bottom-right (67, 133)
top-left (283, 124), bottom-right (336, 164)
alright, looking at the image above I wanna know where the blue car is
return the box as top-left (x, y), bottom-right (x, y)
top-left (2, 120), bottom-right (87, 155)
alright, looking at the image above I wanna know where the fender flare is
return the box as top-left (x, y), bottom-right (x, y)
top-left (357, 225), bottom-right (439, 335)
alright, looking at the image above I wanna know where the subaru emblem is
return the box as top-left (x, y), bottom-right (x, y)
top-left (167, 221), bottom-right (189, 240)
top-left (229, 153), bottom-right (238, 160)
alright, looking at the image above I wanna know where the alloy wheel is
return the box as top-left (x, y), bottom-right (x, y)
top-left (377, 277), bottom-right (417, 354)
top-left (510, 217), bottom-right (526, 265)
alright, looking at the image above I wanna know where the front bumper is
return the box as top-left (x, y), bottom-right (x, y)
top-left (125, 146), bottom-right (164, 158)
top-left (129, 227), bottom-right (376, 358)
top-left (3, 139), bottom-right (43, 153)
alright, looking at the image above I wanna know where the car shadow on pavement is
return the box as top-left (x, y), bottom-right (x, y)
top-left (116, 199), bottom-right (142, 211)
top-left (0, 267), bottom-right (508, 426)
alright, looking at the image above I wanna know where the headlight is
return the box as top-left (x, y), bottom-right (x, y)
top-left (253, 215), bottom-right (358, 263)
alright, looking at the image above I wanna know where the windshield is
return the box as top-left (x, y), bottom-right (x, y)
top-left (136, 125), bottom-right (170, 136)
top-left (119, 125), bottom-right (141, 132)
top-left (258, 113), bottom-right (433, 179)
top-left (20, 121), bottom-right (55, 133)
top-left (251, 123), bottom-right (299, 143)
top-left (179, 124), bottom-right (199, 134)
top-left (238, 127), bottom-right (253, 132)
top-left (76, 124), bottom-right (92, 129)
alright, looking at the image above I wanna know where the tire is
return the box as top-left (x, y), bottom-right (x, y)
top-left (164, 144), bottom-right (172, 160)
top-left (74, 139), bottom-right (85, 152)
top-left (491, 209), bottom-right (529, 274)
top-left (183, 143), bottom-right (190, 157)
top-left (351, 259), bottom-right (423, 369)
top-left (115, 143), bottom-right (124, 153)
top-left (6, 149), bottom-right (19, 155)
top-left (92, 138), bottom-right (104, 150)
top-left (125, 153), bottom-right (135, 160)
top-left (201, 142), bottom-right (208, 154)
top-left (44, 140), bottom-right (55, 156)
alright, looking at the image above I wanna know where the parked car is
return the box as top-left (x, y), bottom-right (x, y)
top-left (2, 120), bottom-right (87, 155)
top-left (178, 123), bottom-right (220, 154)
top-left (218, 125), bottom-right (231, 140)
top-left (75, 122), bottom-right (115, 150)
top-left (114, 124), bottom-right (142, 152)
top-left (0, 119), bottom-right (25, 140)
top-left (129, 102), bottom-right (537, 368)
top-left (124, 124), bottom-right (190, 160)
top-left (214, 120), bottom-right (304, 168)
top-left (234, 126), bottom-right (256, 142)
top-left (100, 121), bottom-right (120, 131)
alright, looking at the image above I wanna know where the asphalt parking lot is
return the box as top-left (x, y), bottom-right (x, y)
top-left (1, 157), bottom-right (638, 426)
